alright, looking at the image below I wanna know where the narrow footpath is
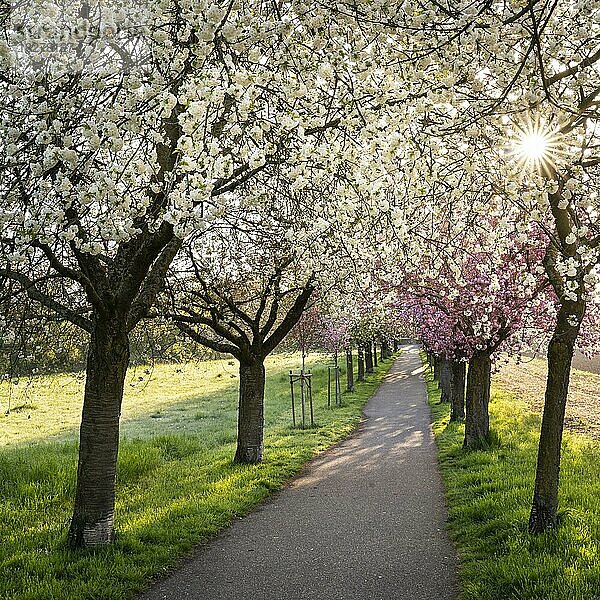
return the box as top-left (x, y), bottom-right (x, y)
top-left (140, 344), bottom-right (459, 600)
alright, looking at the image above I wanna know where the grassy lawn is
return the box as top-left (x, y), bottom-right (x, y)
top-left (423, 360), bottom-right (600, 600)
top-left (494, 357), bottom-right (600, 441)
top-left (0, 352), bottom-right (395, 600)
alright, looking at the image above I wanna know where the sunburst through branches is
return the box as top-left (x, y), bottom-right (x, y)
top-left (511, 116), bottom-right (563, 173)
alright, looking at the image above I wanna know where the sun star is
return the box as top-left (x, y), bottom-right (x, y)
top-left (510, 116), bottom-right (564, 175)
top-left (518, 133), bottom-right (549, 161)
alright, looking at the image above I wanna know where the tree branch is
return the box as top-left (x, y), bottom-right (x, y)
top-left (128, 237), bottom-right (182, 331)
top-left (264, 283), bottom-right (315, 355)
top-left (0, 269), bottom-right (93, 333)
top-left (172, 321), bottom-right (241, 359)
top-left (30, 239), bottom-right (105, 310)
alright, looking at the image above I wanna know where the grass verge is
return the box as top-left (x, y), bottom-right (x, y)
top-left (423, 357), bottom-right (600, 600)
top-left (0, 352), bottom-right (395, 600)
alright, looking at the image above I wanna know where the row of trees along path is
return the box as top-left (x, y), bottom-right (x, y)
top-left (140, 345), bottom-right (458, 600)
top-left (1, 0), bottom-right (598, 553)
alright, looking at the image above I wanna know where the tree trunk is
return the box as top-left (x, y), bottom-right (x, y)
top-left (381, 339), bottom-right (390, 360)
top-left (68, 317), bottom-right (130, 548)
top-left (529, 303), bottom-right (583, 533)
top-left (365, 342), bottom-right (374, 373)
top-left (393, 340), bottom-right (399, 352)
top-left (357, 345), bottom-right (365, 382)
top-left (373, 340), bottom-right (378, 367)
top-left (450, 360), bottom-right (466, 422)
top-left (463, 350), bottom-right (491, 449)
top-left (439, 358), bottom-right (451, 403)
top-left (234, 355), bottom-right (266, 464)
top-left (433, 355), bottom-right (440, 381)
top-left (346, 347), bottom-right (354, 392)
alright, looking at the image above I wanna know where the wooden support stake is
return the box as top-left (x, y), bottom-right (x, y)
top-left (308, 371), bottom-right (314, 427)
top-left (300, 370), bottom-right (306, 429)
top-left (290, 370), bottom-right (296, 428)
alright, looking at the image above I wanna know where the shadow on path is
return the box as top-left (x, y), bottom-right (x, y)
top-left (140, 344), bottom-right (459, 600)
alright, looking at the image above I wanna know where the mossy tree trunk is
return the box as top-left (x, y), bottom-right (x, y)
top-left (528, 164), bottom-right (591, 533)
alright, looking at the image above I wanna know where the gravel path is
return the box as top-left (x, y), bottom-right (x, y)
top-left (140, 344), bottom-right (459, 600)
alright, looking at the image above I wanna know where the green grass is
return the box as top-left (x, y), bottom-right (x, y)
top-left (0, 352), bottom-right (395, 600)
top-left (423, 357), bottom-right (600, 600)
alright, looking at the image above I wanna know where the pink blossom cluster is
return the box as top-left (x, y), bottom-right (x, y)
top-left (320, 317), bottom-right (351, 353)
top-left (393, 229), bottom-right (558, 361)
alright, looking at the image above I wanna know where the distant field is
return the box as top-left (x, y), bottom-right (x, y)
top-left (496, 356), bottom-right (600, 440)
top-left (0, 354), bottom-right (302, 446)
top-left (572, 352), bottom-right (600, 374)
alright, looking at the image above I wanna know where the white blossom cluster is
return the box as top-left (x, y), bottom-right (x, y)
top-left (0, 0), bottom-right (598, 353)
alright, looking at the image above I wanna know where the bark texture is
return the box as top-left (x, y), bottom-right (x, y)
top-left (527, 166), bottom-right (589, 533)
top-left (234, 356), bottom-right (266, 464)
top-left (449, 360), bottom-right (466, 422)
top-left (529, 303), bottom-right (582, 533)
top-left (68, 317), bottom-right (130, 548)
top-left (433, 356), bottom-right (440, 382)
top-left (357, 345), bottom-right (365, 382)
top-left (463, 350), bottom-right (491, 449)
top-left (439, 358), bottom-right (451, 404)
top-left (346, 347), bottom-right (354, 392)
top-left (365, 343), bottom-right (374, 373)
top-left (381, 339), bottom-right (390, 360)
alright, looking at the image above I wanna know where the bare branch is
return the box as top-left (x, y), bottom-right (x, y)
top-left (0, 269), bottom-right (93, 333)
